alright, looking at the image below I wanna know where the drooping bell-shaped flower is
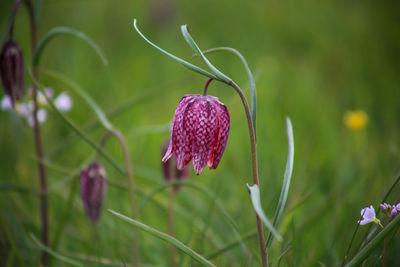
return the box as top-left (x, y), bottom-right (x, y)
top-left (80, 162), bottom-right (107, 224)
top-left (161, 140), bottom-right (189, 191)
top-left (162, 94), bottom-right (230, 175)
top-left (0, 40), bottom-right (24, 106)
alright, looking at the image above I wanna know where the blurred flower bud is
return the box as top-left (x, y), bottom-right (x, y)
top-left (0, 40), bottom-right (24, 106)
top-left (80, 162), bottom-right (107, 224)
top-left (161, 140), bottom-right (189, 192)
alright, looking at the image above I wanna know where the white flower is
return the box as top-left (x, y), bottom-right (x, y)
top-left (37, 88), bottom-right (54, 106)
top-left (358, 205), bottom-right (382, 227)
top-left (54, 92), bottom-right (72, 112)
top-left (1, 95), bottom-right (12, 110)
top-left (37, 109), bottom-right (48, 123)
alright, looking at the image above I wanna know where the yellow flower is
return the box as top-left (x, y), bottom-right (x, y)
top-left (344, 110), bottom-right (368, 131)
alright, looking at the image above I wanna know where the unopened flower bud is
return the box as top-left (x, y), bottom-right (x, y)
top-left (80, 162), bottom-right (107, 224)
top-left (0, 40), bottom-right (24, 106)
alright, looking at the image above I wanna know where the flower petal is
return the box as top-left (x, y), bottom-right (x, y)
top-left (170, 95), bottom-right (198, 169)
top-left (207, 97), bottom-right (230, 169)
top-left (188, 97), bottom-right (218, 175)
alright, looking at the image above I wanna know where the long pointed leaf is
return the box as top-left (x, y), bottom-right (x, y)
top-left (40, 68), bottom-right (114, 130)
top-left (181, 26), bottom-right (231, 84)
top-left (29, 69), bottom-right (125, 175)
top-left (267, 117), bottom-right (295, 248)
top-left (247, 184), bottom-right (283, 242)
top-left (108, 209), bottom-right (216, 267)
top-left (34, 26), bottom-right (108, 66)
top-left (30, 234), bottom-right (84, 266)
top-left (133, 19), bottom-right (216, 80)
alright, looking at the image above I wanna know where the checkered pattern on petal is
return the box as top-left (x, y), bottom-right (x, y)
top-left (186, 97), bottom-right (218, 174)
top-left (208, 98), bottom-right (230, 169)
top-left (162, 95), bottom-right (198, 163)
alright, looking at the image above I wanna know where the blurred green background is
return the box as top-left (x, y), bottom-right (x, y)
top-left (1, 0), bottom-right (400, 266)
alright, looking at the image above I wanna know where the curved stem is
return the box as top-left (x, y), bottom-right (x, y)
top-left (99, 129), bottom-right (140, 266)
top-left (228, 80), bottom-right (268, 267)
top-left (202, 78), bottom-right (213, 96)
top-left (26, 0), bottom-right (49, 264)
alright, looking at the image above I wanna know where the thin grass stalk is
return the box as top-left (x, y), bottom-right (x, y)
top-left (168, 190), bottom-right (178, 267)
top-left (100, 129), bottom-right (140, 266)
top-left (25, 0), bottom-right (48, 264)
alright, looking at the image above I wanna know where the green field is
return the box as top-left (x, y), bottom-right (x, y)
top-left (1, 0), bottom-right (400, 266)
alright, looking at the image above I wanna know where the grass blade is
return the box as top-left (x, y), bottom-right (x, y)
top-left (180, 25), bottom-right (231, 84)
top-left (30, 233), bottom-right (84, 266)
top-left (29, 69), bottom-right (125, 175)
top-left (266, 117), bottom-right (295, 248)
top-left (137, 180), bottom-right (250, 256)
top-left (108, 209), bottom-right (216, 267)
top-left (247, 184), bottom-right (283, 242)
top-left (207, 230), bottom-right (258, 260)
top-left (344, 214), bottom-right (400, 267)
top-left (201, 47), bottom-right (257, 137)
top-left (133, 19), bottom-right (216, 80)
top-left (34, 26), bottom-right (108, 66)
top-left (40, 68), bottom-right (114, 131)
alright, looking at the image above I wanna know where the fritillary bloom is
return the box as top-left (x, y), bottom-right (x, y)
top-left (80, 162), bottom-right (107, 224)
top-left (0, 40), bottom-right (24, 106)
top-left (162, 94), bottom-right (230, 175)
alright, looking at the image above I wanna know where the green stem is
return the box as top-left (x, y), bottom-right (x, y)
top-left (202, 78), bottom-right (213, 96)
top-left (26, 0), bottom-right (49, 264)
top-left (228, 80), bottom-right (268, 267)
top-left (99, 129), bottom-right (140, 266)
top-left (168, 190), bottom-right (177, 267)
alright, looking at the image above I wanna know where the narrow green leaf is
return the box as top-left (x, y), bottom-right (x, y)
top-left (0, 183), bottom-right (37, 194)
top-left (246, 184), bottom-right (283, 242)
top-left (133, 19), bottom-right (217, 80)
top-left (201, 47), bottom-right (257, 137)
top-left (207, 230), bottom-right (258, 260)
top-left (40, 68), bottom-right (114, 130)
top-left (137, 180), bottom-right (250, 255)
top-left (344, 214), bottom-right (400, 267)
top-left (267, 117), bottom-right (295, 248)
top-left (30, 233), bottom-right (84, 266)
top-left (29, 69), bottom-right (125, 175)
top-left (34, 26), bottom-right (108, 66)
top-left (108, 209), bottom-right (216, 267)
top-left (0, 220), bottom-right (25, 267)
top-left (181, 26), bottom-right (231, 84)
top-left (34, 0), bottom-right (42, 27)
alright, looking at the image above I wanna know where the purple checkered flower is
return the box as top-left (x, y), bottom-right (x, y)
top-left (0, 40), bottom-right (24, 106)
top-left (358, 205), bottom-right (382, 227)
top-left (80, 162), bottom-right (107, 224)
top-left (162, 94), bottom-right (230, 175)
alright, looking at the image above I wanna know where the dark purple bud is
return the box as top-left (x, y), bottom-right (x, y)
top-left (162, 94), bottom-right (230, 175)
top-left (80, 162), bottom-right (107, 224)
top-left (161, 140), bottom-right (189, 192)
top-left (0, 40), bottom-right (24, 106)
